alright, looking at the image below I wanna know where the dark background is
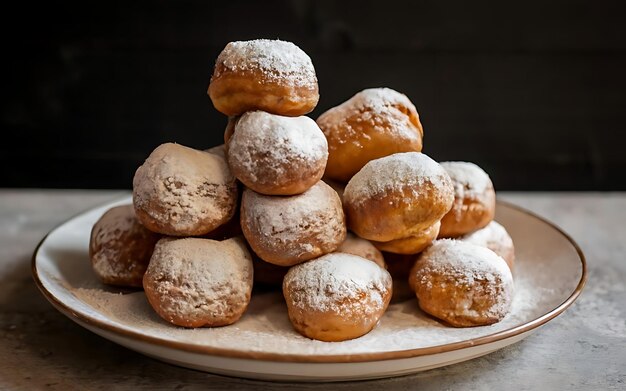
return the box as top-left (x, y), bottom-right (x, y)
top-left (2, 0), bottom-right (625, 190)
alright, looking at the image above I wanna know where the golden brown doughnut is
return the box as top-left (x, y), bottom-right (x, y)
top-left (438, 161), bottom-right (496, 238)
top-left (143, 237), bottom-right (253, 328)
top-left (317, 88), bottom-right (423, 182)
top-left (460, 221), bottom-right (515, 273)
top-left (228, 111), bottom-right (328, 195)
top-left (336, 232), bottom-right (386, 268)
top-left (343, 152), bottom-right (454, 250)
top-left (89, 205), bottom-right (160, 287)
top-left (383, 252), bottom-right (418, 303)
top-left (409, 239), bottom-right (514, 327)
top-left (133, 143), bottom-right (238, 236)
top-left (372, 221), bottom-right (440, 254)
top-left (240, 181), bottom-right (346, 266)
top-left (208, 39), bottom-right (319, 117)
top-left (283, 253), bottom-right (392, 342)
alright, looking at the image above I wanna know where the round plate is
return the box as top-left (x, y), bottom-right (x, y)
top-left (32, 196), bottom-right (586, 382)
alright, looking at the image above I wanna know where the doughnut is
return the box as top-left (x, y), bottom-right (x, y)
top-left (343, 152), bottom-right (454, 252)
top-left (89, 205), bottom-right (160, 287)
top-left (133, 143), bottom-right (238, 236)
top-left (317, 88), bottom-right (423, 182)
top-left (336, 232), bottom-right (386, 268)
top-left (240, 181), bottom-right (346, 266)
top-left (208, 39), bottom-right (319, 117)
top-left (371, 221), bottom-right (440, 254)
top-left (228, 111), bottom-right (328, 195)
top-left (409, 239), bottom-right (514, 327)
top-left (460, 221), bottom-right (515, 272)
top-left (384, 252), bottom-right (417, 303)
top-left (438, 161), bottom-right (496, 238)
top-left (283, 253), bottom-right (392, 342)
top-left (143, 237), bottom-right (253, 328)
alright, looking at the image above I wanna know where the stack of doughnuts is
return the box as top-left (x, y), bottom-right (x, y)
top-left (88, 38), bottom-right (517, 341)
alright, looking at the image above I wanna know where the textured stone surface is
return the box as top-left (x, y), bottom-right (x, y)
top-left (0, 190), bottom-right (624, 390)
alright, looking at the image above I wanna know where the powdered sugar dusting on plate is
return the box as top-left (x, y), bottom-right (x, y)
top-left (43, 196), bottom-right (583, 360)
top-left (70, 266), bottom-right (552, 355)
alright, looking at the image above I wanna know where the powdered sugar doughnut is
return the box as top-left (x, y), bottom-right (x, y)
top-left (343, 152), bottom-right (454, 250)
top-left (241, 181), bottom-right (346, 266)
top-left (133, 143), bottom-right (238, 236)
top-left (89, 205), bottom-right (160, 287)
top-left (228, 111), bottom-right (328, 195)
top-left (143, 237), bottom-right (253, 328)
top-left (283, 253), bottom-right (392, 341)
top-left (460, 221), bottom-right (515, 272)
top-left (438, 161), bottom-right (496, 238)
top-left (409, 239), bottom-right (514, 327)
top-left (317, 88), bottom-right (423, 182)
top-left (336, 232), bottom-right (386, 268)
top-left (208, 39), bottom-right (319, 116)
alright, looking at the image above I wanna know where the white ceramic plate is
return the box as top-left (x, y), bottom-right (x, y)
top-left (32, 196), bottom-right (586, 382)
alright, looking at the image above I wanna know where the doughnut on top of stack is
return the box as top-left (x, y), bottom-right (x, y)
top-left (208, 39), bottom-right (319, 117)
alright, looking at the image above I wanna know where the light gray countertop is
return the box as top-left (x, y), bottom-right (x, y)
top-left (0, 190), bottom-right (624, 390)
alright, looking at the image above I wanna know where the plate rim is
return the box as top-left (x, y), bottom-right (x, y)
top-left (31, 195), bottom-right (587, 364)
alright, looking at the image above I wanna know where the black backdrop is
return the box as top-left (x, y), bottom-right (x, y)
top-left (2, 0), bottom-right (625, 190)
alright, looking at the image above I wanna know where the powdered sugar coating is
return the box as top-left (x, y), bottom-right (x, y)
top-left (461, 221), bottom-right (515, 270)
top-left (344, 152), bottom-right (453, 206)
top-left (413, 239), bottom-right (514, 322)
top-left (143, 237), bottom-right (253, 327)
top-left (89, 204), bottom-right (159, 286)
top-left (133, 143), bottom-right (238, 236)
top-left (462, 221), bottom-right (511, 250)
top-left (212, 39), bottom-right (317, 88)
top-left (440, 161), bottom-right (494, 201)
top-left (241, 181), bottom-right (346, 265)
top-left (318, 87), bottom-right (422, 142)
top-left (283, 253), bottom-right (392, 316)
top-left (228, 111), bottom-right (328, 194)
